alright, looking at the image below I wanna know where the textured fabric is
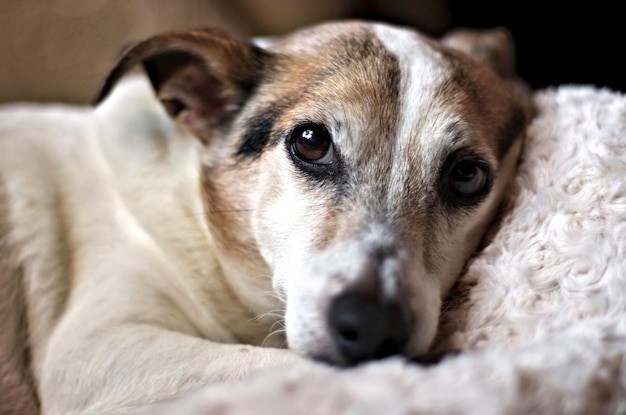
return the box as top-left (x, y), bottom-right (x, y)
top-left (141, 86), bottom-right (626, 415)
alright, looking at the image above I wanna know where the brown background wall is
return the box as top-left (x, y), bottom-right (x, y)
top-left (0, 0), bottom-right (449, 104)
top-left (1, 0), bottom-right (624, 104)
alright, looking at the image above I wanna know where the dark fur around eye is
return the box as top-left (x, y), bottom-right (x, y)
top-left (440, 152), bottom-right (493, 208)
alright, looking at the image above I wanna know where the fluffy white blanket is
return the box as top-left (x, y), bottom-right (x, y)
top-left (140, 86), bottom-right (626, 415)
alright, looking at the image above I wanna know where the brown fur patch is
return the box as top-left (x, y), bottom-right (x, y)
top-left (200, 164), bottom-right (267, 275)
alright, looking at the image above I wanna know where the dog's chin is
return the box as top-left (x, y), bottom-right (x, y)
top-left (288, 338), bottom-right (367, 367)
top-left (291, 340), bottom-right (441, 368)
top-left (284, 321), bottom-right (339, 364)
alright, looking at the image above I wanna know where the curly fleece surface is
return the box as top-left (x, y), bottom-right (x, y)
top-left (141, 86), bottom-right (626, 415)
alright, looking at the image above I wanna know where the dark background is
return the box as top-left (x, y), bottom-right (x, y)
top-left (355, 0), bottom-right (624, 93)
top-left (447, 1), bottom-right (624, 92)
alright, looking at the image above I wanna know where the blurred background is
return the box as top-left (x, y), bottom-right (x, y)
top-left (1, 0), bottom-right (623, 104)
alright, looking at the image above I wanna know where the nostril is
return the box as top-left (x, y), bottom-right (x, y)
top-left (338, 327), bottom-right (359, 342)
top-left (328, 294), bottom-right (410, 365)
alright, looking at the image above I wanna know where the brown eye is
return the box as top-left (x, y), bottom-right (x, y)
top-left (291, 124), bottom-right (332, 164)
top-left (448, 160), bottom-right (488, 197)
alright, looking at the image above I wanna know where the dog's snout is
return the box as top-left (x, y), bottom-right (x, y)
top-left (328, 294), bottom-right (410, 365)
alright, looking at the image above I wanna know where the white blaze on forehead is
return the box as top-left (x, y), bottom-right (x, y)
top-left (372, 24), bottom-right (448, 138)
top-left (372, 24), bottom-right (454, 204)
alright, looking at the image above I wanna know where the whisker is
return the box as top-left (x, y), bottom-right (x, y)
top-left (252, 309), bottom-right (287, 347)
top-left (246, 283), bottom-right (287, 306)
top-left (262, 325), bottom-right (287, 347)
top-left (269, 319), bottom-right (286, 333)
top-left (250, 310), bottom-right (284, 323)
top-left (263, 291), bottom-right (287, 304)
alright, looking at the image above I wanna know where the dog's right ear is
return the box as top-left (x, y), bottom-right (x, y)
top-left (93, 28), bottom-right (271, 142)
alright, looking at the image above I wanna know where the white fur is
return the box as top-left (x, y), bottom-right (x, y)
top-left (0, 76), bottom-right (298, 415)
top-left (138, 86), bottom-right (626, 414)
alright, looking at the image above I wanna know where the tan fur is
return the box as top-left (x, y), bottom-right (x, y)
top-left (0, 21), bottom-right (532, 414)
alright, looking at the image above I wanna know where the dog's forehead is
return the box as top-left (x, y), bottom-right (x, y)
top-left (261, 22), bottom-right (460, 150)
top-left (273, 21), bottom-right (444, 66)
top-left (261, 22), bottom-right (481, 167)
top-left (268, 21), bottom-right (450, 104)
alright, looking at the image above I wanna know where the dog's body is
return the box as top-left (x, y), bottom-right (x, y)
top-left (0, 21), bottom-right (531, 414)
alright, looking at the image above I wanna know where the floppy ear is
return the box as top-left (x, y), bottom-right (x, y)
top-left (93, 28), bottom-right (271, 142)
top-left (441, 27), bottom-right (518, 79)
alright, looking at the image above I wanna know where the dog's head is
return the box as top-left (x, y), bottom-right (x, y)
top-left (95, 21), bottom-right (532, 365)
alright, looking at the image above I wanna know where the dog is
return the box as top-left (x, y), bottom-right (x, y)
top-left (0, 20), bottom-right (532, 415)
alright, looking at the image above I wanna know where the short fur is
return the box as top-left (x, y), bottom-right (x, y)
top-left (0, 21), bottom-right (531, 414)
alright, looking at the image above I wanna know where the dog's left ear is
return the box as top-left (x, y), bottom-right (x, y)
top-left (93, 28), bottom-right (271, 142)
top-left (441, 27), bottom-right (518, 79)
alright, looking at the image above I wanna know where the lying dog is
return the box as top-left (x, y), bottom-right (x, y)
top-left (0, 20), bottom-right (532, 415)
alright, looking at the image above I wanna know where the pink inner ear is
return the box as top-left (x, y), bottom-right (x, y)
top-left (156, 61), bottom-right (232, 136)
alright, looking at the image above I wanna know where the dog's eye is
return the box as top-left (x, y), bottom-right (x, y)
top-left (448, 160), bottom-right (488, 197)
top-left (291, 124), bottom-right (333, 164)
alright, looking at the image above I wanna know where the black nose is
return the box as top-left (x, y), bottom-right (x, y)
top-left (328, 294), bottom-right (410, 365)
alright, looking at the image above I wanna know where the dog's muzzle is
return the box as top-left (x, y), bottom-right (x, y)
top-left (328, 293), bottom-right (410, 365)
